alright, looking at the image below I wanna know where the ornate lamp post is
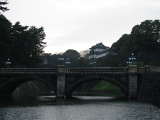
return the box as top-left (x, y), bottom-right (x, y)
top-left (127, 53), bottom-right (136, 65)
top-left (6, 58), bottom-right (11, 68)
top-left (58, 55), bottom-right (71, 66)
top-left (43, 58), bottom-right (48, 65)
top-left (65, 58), bottom-right (71, 66)
top-left (58, 54), bottom-right (65, 65)
top-left (89, 58), bottom-right (96, 67)
top-left (92, 59), bottom-right (96, 64)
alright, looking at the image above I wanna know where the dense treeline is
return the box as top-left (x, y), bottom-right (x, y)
top-left (42, 49), bottom-right (90, 67)
top-left (0, 2), bottom-right (46, 67)
top-left (42, 20), bottom-right (160, 67)
top-left (111, 20), bottom-right (160, 66)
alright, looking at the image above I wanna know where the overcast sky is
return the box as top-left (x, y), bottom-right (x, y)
top-left (4, 0), bottom-right (160, 54)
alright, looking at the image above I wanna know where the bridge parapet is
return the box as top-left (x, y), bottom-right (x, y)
top-left (128, 65), bottom-right (137, 73)
top-left (137, 67), bottom-right (145, 73)
top-left (149, 66), bottom-right (160, 72)
top-left (66, 67), bottom-right (128, 74)
top-left (1, 66), bottom-right (160, 74)
top-left (137, 66), bottom-right (160, 73)
top-left (0, 68), bottom-right (57, 74)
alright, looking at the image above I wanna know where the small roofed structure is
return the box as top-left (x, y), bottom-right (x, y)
top-left (88, 42), bottom-right (110, 59)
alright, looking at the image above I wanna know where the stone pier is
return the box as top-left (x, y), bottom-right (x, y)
top-left (56, 65), bottom-right (66, 97)
top-left (128, 65), bottom-right (138, 99)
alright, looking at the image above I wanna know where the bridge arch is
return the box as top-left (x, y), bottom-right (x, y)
top-left (65, 75), bottom-right (128, 97)
top-left (0, 76), bottom-right (56, 97)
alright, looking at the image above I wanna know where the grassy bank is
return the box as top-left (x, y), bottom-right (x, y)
top-left (91, 81), bottom-right (121, 91)
top-left (90, 81), bottom-right (125, 96)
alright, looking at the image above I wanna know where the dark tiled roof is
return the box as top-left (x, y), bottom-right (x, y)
top-left (90, 42), bottom-right (107, 49)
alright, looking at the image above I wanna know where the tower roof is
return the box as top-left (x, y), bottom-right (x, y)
top-left (90, 42), bottom-right (107, 49)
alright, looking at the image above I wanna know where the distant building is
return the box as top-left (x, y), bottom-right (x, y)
top-left (88, 42), bottom-right (110, 59)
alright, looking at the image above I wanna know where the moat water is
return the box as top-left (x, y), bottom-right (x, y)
top-left (0, 96), bottom-right (160, 120)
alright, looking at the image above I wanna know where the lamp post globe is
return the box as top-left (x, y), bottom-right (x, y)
top-left (6, 58), bottom-right (11, 68)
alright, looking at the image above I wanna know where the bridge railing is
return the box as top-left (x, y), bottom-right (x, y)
top-left (0, 68), bottom-right (57, 73)
top-left (66, 67), bottom-right (128, 73)
top-left (149, 66), bottom-right (160, 72)
top-left (137, 66), bottom-right (160, 73)
top-left (1, 66), bottom-right (160, 74)
top-left (137, 67), bottom-right (145, 73)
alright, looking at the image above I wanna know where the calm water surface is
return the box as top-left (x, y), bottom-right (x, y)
top-left (0, 96), bottom-right (160, 120)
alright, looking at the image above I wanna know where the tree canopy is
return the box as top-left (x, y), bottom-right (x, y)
top-left (0, 0), bottom-right (9, 12)
top-left (0, 15), bottom-right (46, 67)
top-left (63, 49), bottom-right (80, 59)
top-left (111, 20), bottom-right (160, 66)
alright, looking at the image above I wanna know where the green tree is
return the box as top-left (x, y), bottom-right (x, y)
top-left (112, 34), bottom-right (131, 56)
top-left (25, 26), bottom-right (46, 67)
top-left (41, 53), bottom-right (58, 67)
top-left (0, 14), bottom-right (11, 66)
top-left (63, 49), bottom-right (80, 59)
top-left (130, 20), bottom-right (160, 53)
top-left (63, 49), bottom-right (80, 67)
top-left (10, 22), bottom-right (29, 67)
top-left (111, 19), bottom-right (160, 66)
top-left (77, 57), bottom-right (90, 67)
top-left (0, 0), bottom-right (9, 12)
top-left (96, 55), bottom-right (121, 67)
top-left (0, 17), bottom-right (46, 67)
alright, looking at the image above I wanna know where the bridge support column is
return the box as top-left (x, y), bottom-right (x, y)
top-left (128, 65), bottom-right (138, 99)
top-left (57, 65), bottom-right (66, 98)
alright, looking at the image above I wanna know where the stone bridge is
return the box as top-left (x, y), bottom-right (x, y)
top-left (0, 65), bottom-right (160, 99)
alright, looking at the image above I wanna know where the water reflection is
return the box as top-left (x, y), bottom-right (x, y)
top-left (0, 96), bottom-right (160, 120)
top-left (0, 96), bottom-right (126, 106)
